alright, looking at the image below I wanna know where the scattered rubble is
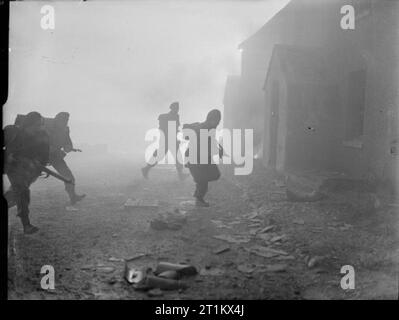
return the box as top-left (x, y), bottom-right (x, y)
top-left (108, 257), bottom-right (124, 262)
top-left (307, 256), bottom-right (323, 268)
top-left (150, 209), bottom-right (187, 231)
top-left (245, 245), bottom-right (289, 258)
top-left (293, 218), bottom-right (305, 225)
top-left (155, 262), bottom-right (198, 277)
top-left (199, 268), bottom-right (225, 276)
top-left (213, 234), bottom-right (251, 244)
top-left (262, 263), bottom-right (288, 273)
top-left (259, 225), bottom-right (274, 233)
top-left (213, 245), bottom-right (230, 255)
top-left (125, 253), bottom-right (149, 261)
top-left (96, 266), bottom-right (115, 273)
top-left (237, 264), bottom-right (256, 274)
top-left (158, 270), bottom-right (179, 280)
top-left (243, 211), bottom-right (259, 219)
top-left (147, 288), bottom-right (164, 297)
top-left (211, 220), bottom-right (232, 229)
top-left (124, 261), bottom-right (195, 291)
top-left (270, 235), bottom-right (286, 243)
top-left (257, 233), bottom-right (273, 242)
top-left (179, 200), bottom-right (196, 210)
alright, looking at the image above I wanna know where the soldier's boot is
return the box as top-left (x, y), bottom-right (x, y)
top-left (70, 194), bottom-right (86, 205)
top-left (19, 214), bottom-right (39, 235)
top-left (194, 182), bottom-right (209, 207)
top-left (23, 224), bottom-right (39, 235)
top-left (141, 166), bottom-right (150, 179)
top-left (66, 183), bottom-right (85, 205)
top-left (195, 198), bottom-right (210, 207)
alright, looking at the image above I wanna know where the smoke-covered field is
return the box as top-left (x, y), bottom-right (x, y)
top-left (6, 155), bottom-right (398, 299)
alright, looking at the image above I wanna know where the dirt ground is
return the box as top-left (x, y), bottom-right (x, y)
top-left (6, 155), bottom-right (399, 300)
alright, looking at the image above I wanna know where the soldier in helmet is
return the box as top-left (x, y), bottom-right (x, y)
top-left (45, 112), bottom-right (85, 206)
top-left (141, 102), bottom-right (185, 180)
top-left (4, 111), bottom-right (50, 234)
top-left (183, 109), bottom-right (223, 207)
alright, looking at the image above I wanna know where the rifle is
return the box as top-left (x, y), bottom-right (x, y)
top-left (41, 166), bottom-right (74, 185)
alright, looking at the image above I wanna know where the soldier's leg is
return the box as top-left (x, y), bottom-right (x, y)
top-left (142, 149), bottom-right (158, 178)
top-left (142, 140), bottom-right (168, 178)
top-left (51, 158), bottom-right (84, 204)
top-left (7, 172), bottom-right (38, 234)
top-left (4, 187), bottom-right (17, 208)
top-left (194, 181), bottom-right (209, 207)
top-left (175, 141), bottom-right (184, 177)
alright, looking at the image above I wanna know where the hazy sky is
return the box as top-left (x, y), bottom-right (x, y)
top-left (5, 0), bottom-right (289, 153)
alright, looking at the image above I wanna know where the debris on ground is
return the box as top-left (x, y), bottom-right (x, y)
top-left (154, 262), bottom-right (198, 277)
top-left (147, 288), bottom-right (164, 297)
top-left (213, 245), bottom-right (230, 255)
top-left (307, 256), bottom-right (323, 268)
top-left (124, 266), bottom-right (148, 284)
top-left (293, 218), bottom-right (305, 225)
top-left (124, 261), bottom-right (194, 291)
top-left (108, 257), bottom-right (124, 262)
top-left (157, 270), bottom-right (179, 280)
top-left (237, 264), bottom-right (256, 274)
top-left (96, 266), bottom-right (115, 273)
top-left (257, 233), bottom-right (273, 242)
top-left (150, 209), bottom-right (187, 231)
top-left (228, 220), bottom-right (242, 226)
top-left (262, 263), bottom-right (288, 273)
top-left (245, 245), bottom-right (289, 258)
top-left (179, 200), bottom-right (196, 210)
top-left (213, 234), bottom-right (252, 244)
top-left (243, 211), bottom-right (259, 219)
top-left (270, 235), bottom-right (286, 243)
top-left (211, 220), bottom-right (232, 229)
top-left (259, 225), bottom-right (274, 233)
top-left (140, 275), bottom-right (188, 291)
top-left (199, 267), bottom-right (225, 276)
top-left (125, 253), bottom-right (149, 261)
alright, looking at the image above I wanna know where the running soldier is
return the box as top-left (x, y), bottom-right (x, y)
top-left (141, 102), bottom-right (184, 180)
top-left (4, 111), bottom-right (49, 234)
top-left (45, 112), bottom-right (85, 206)
top-left (183, 109), bottom-right (223, 207)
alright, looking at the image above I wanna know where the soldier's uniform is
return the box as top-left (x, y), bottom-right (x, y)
top-left (142, 102), bottom-right (184, 179)
top-left (44, 112), bottom-right (84, 205)
top-left (183, 109), bottom-right (222, 207)
top-left (4, 112), bottom-right (49, 234)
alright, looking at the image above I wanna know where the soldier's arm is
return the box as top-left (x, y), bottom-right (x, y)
top-left (62, 127), bottom-right (74, 153)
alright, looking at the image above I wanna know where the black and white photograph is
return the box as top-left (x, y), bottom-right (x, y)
top-left (2, 0), bottom-right (399, 303)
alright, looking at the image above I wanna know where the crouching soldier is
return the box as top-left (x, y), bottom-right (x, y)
top-left (183, 109), bottom-right (223, 207)
top-left (45, 112), bottom-right (85, 206)
top-left (4, 112), bottom-right (49, 234)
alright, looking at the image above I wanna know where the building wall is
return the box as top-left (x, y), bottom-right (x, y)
top-left (237, 0), bottom-right (398, 189)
